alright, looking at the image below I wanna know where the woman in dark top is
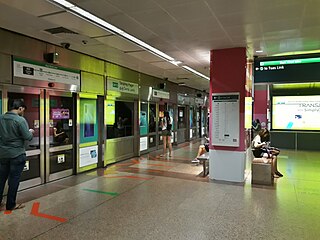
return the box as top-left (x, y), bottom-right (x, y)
top-left (252, 128), bottom-right (282, 177)
top-left (160, 111), bottom-right (173, 158)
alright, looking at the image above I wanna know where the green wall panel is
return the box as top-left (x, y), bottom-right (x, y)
top-left (106, 62), bottom-right (139, 82)
top-left (81, 72), bottom-right (104, 95)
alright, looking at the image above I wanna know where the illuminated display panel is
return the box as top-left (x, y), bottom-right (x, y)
top-left (254, 54), bottom-right (320, 83)
top-left (272, 95), bottom-right (320, 131)
top-left (105, 100), bottom-right (115, 125)
top-left (245, 97), bottom-right (252, 129)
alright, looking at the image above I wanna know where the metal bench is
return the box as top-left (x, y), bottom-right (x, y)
top-left (251, 158), bottom-right (274, 185)
top-left (197, 152), bottom-right (209, 177)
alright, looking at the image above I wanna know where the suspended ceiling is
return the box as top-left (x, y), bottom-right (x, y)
top-left (0, 0), bottom-right (320, 91)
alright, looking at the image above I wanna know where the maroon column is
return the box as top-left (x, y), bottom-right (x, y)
top-left (209, 47), bottom-right (247, 182)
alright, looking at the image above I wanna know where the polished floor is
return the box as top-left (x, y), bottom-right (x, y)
top-left (1, 141), bottom-right (320, 240)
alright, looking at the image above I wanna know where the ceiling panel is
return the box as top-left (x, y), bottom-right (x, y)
top-left (0, 3), bottom-right (58, 35)
top-left (149, 61), bottom-right (180, 70)
top-left (0, 0), bottom-right (62, 16)
top-left (257, 3), bottom-right (305, 22)
top-left (155, 0), bottom-right (200, 8)
top-left (69, 0), bottom-right (123, 24)
top-left (105, 0), bottom-right (159, 14)
top-left (41, 12), bottom-right (113, 37)
top-left (129, 9), bottom-right (175, 29)
top-left (2, 0), bottom-right (320, 91)
top-left (126, 51), bottom-right (169, 63)
top-left (205, 0), bottom-right (256, 16)
top-left (262, 19), bottom-right (301, 34)
top-left (164, 1), bottom-right (213, 22)
top-left (95, 35), bottom-right (142, 52)
top-left (149, 21), bottom-right (195, 42)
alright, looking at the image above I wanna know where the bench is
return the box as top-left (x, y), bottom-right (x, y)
top-left (197, 152), bottom-right (209, 177)
top-left (251, 158), bottom-right (274, 185)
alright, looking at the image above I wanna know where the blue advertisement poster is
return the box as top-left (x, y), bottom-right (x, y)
top-left (140, 103), bottom-right (148, 135)
top-left (190, 107), bottom-right (193, 128)
top-left (169, 107), bottom-right (174, 130)
top-left (80, 99), bottom-right (98, 143)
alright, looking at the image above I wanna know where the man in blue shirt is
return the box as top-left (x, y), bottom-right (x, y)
top-left (0, 99), bottom-right (34, 211)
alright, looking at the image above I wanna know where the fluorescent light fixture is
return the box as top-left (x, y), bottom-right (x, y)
top-left (49, 0), bottom-right (75, 8)
top-left (46, 0), bottom-right (210, 81)
top-left (256, 50), bottom-right (263, 53)
top-left (169, 60), bottom-right (182, 66)
top-left (182, 66), bottom-right (210, 80)
top-left (120, 32), bottom-right (174, 61)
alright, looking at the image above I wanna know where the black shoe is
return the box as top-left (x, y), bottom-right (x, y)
top-left (275, 171), bottom-right (283, 177)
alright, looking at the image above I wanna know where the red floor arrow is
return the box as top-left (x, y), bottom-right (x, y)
top-left (31, 202), bottom-right (67, 223)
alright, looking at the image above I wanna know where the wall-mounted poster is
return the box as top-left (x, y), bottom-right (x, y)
top-left (80, 99), bottom-right (98, 143)
top-left (51, 108), bottom-right (70, 119)
top-left (79, 145), bottom-right (98, 167)
top-left (140, 136), bottom-right (148, 152)
top-left (212, 93), bottom-right (240, 147)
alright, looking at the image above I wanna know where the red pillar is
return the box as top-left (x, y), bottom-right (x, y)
top-left (209, 47), bottom-right (247, 182)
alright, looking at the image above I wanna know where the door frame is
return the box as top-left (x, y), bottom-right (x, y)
top-left (45, 89), bottom-right (74, 182)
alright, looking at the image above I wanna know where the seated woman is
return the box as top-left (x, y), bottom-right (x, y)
top-left (252, 128), bottom-right (283, 177)
top-left (192, 136), bottom-right (209, 163)
top-left (53, 121), bottom-right (69, 144)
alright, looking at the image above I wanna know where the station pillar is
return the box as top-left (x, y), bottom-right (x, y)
top-left (209, 47), bottom-right (247, 182)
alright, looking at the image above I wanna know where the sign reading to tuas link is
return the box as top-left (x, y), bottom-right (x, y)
top-left (13, 57), bottom-right (80, 86)
top-left (107, 78), bottom-right (138, 95)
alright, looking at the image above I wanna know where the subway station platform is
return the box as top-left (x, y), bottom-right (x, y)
top-left (1, 140), bottom-right (320, 240)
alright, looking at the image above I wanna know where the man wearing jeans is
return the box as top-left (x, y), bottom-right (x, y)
top-left (0, 99), bottom-right (34, 211)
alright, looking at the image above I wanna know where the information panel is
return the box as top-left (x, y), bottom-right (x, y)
top-left (79, 145), bottom-right (98, 167)
top-left (212, 93), bottom-right (240, 147)
top-left (254, 54), bottom-right (320, 83)
top-left (13, 57), bottom-right (80, 86)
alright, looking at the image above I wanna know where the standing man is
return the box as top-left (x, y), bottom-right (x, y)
top-left (0, 99), bottom-right (34, 211)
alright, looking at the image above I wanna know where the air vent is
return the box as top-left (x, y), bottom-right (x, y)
top-left (44, 27), bottom-right (78, 35)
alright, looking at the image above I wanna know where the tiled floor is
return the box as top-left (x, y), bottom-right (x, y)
top-left (1, 141), bottom-right (320, 240)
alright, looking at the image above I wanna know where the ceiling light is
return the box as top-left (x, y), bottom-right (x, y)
top-left (170, 60), bottom-right (182, 66)
top-left (182, 66), bottom-right (210, 80)
top-left (178, 82), bottom-right (186, 86)
top-left (256, 50), bottom-right (263, 53)
top-left (46, 0), bottom-right (210, 80)
top-left (49, 0), bottom-right (75, 8)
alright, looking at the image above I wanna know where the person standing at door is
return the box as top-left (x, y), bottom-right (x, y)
top-left (0, 99), bottom-right (34, 211)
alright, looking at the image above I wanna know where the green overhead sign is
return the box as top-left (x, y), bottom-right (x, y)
top-left (260, 57), bottom-right (320, 67)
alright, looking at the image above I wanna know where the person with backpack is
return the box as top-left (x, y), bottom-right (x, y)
top-left (160, 111), bottom-right (173, 158)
